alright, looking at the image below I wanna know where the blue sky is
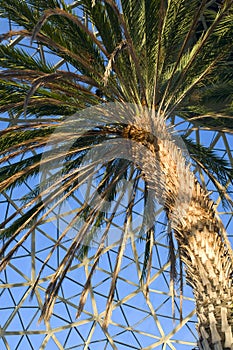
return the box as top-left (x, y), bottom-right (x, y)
top-left (0, 4), bottom-right (233, 350)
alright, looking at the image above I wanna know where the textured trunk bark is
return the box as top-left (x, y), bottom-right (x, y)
top-left (157, 138), bottom-right (233, 349)
top-left (173, 179), bottom-right (233, 350)
top-left (122, 123), bottom-right (233, 349)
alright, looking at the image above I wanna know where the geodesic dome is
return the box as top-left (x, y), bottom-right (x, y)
top-left (0, 2), bottom-right (233, 349)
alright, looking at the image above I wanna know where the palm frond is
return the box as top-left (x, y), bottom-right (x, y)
top-left (184, 136), bottom-right (233, 209)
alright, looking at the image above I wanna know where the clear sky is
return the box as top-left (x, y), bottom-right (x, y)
top-left (0, 4), bottom-right (232, 350)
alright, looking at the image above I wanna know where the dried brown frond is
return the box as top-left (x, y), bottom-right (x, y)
top-left (167, 221), bottom-right (177, 321)
top-left (103, 40), bottom-right (127, 86)
top-left (31, 8), bottom-right (108, 56)
top-left (144, 229), bottom-right (154, 300)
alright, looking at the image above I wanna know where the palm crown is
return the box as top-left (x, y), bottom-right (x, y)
top-left (0, 0), bottom-right (233, 347)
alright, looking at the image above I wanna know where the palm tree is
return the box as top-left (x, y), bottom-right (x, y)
top-left (0, 0), bottom-right (233, 348)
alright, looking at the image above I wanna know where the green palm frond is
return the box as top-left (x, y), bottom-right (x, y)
top-left (184, 136), bottom-right (233, 209)
top-left (185, 137), bottom-right (233, 186)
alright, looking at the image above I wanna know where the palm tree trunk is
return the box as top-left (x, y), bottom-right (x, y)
top-left (173, 179), bottom-right (233, 350)
top-left (122, 123), bottom-right (233, 349)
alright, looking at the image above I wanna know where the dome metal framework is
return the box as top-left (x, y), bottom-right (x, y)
top-left (0, 2), bottom-right (233, 349)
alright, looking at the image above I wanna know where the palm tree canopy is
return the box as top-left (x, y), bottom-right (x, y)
top-left (0, 0), bottom-right (233, 327)
top-left (0, 0), bottom-right (232, 120)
